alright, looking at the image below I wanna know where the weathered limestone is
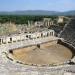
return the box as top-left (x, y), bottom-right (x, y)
top-left (0, 29), bottom-right (55, 45)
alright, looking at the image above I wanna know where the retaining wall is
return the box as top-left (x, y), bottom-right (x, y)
top-left (0, 36), bottom-right (59, 53)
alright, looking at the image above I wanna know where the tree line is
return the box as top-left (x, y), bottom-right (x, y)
top-left (0, 15), bottom-right (57, 24)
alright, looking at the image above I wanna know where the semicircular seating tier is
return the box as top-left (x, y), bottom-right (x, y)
top-left (60, 18), bottom-right (75, 47)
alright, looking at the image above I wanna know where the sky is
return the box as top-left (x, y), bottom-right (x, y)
top-left (0, 0), bottom-right (75, 12)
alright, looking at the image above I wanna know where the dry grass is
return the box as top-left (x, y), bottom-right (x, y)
top-left (0, 23), bottom-right (17, 35)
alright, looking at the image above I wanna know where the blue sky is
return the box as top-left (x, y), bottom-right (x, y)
top-left (0, 0), bottom-right (75, 12)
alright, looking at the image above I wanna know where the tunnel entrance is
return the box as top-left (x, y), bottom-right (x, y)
top-left (37, 44), bottom-right (40, 48)
top-left (9, 50), bottom-right (13, 54)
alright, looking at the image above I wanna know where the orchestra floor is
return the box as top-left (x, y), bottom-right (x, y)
top-left (9, 43), bottom-right (72, 65)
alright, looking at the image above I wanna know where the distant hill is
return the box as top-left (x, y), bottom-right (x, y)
top-left (0, 10), bottom-right (75, 16)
